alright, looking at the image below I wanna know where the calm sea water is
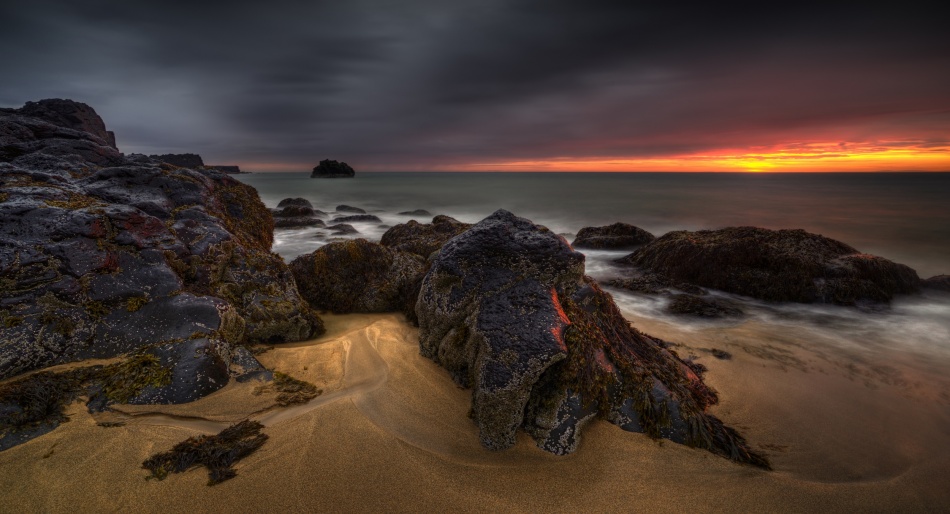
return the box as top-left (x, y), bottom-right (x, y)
top-left (237, 171), bottom-right (950, 278)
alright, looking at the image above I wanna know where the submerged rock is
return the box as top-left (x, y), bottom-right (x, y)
top-left (572, 222), bottom-right (655, 250)
top-left (618, 226), bottom-right (920, 305)
top-left (311, 159), bottom-right (355, 178)
top-left (290, 239), bottom-right (425, 313)
top-left (416, 210), bottom-right (767, 466)
top-left (380, 215), bottom-right (472, 258)
top-left (0, 100), bottom-right (323, 404)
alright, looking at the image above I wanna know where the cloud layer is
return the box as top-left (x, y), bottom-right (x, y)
top-left (2, 1), bottom-right (948, 170)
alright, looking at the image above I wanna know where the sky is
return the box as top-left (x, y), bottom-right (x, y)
top-left (2, 0), bottom-right (949, 172)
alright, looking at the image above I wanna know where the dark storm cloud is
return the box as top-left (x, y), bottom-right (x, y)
top-left (2, 0), bottom-right (948, 169)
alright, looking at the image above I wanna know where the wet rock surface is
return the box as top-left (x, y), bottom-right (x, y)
top-left (0, 99), bottom-right (323, 399)
top-left (572, 222), bottom-right (655, 250)
top-left (311, 159), bottom-right (355, 178)
top-left (289, 239), bottom-right (425, 314)
top-left (416, 210), bottom-right (767, 465)
top-left (380, 215), bottom-right (472, 258)
top-left (617, 226), bottom-right (920, 305)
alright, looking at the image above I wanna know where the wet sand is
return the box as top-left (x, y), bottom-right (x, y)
top-left (1, 312), bottom-right (949, 512)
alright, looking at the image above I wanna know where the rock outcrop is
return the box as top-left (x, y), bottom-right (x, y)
top-left (335, 205), bottom-right (365, 213)
top-left (16, 99), bottom-right (117, 149)
top-left (290, 239), bottom-right (424, 313)
top-left (617, 227), bottom-right (920, 305)
top-left (415, 210), bottom-right (767, 466)
top-left (380, 215), bottom-right (472, 258)
top-left (923, 275), bottom-right (950, 292)
top-left (333, 214), bottom-right (381, 223)
top-left (572, 222), bottom-right (655, 250)
top-left (209, 165), bottom-right (242, 174)
top-left (148, 153), bottom-right (204, 168)
top-left (272, 198), bottom-right (326, 228)
top-left (311, 159), bottom-right (355, 178)
top-left (0, 100), bottom-right (324, 403)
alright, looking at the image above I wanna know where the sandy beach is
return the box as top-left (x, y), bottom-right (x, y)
top-left (2, 311), bottom-right (948, 513)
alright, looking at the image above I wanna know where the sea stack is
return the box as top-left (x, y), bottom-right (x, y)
top-left (311, 159), bottom-right (355, 178)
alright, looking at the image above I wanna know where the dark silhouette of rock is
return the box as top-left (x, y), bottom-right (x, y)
top-left (290, 239), bottom-right (425, 313)
top-left (209, 165), bottom-right (242, 174)
top-left (618, 226), bottom-right (920, 305)
top-left (277, 198), bottom-right (313, 209)
top-left (311, 159), bottom-right (355, 178)
top-left (416, 210), bottom-right (767, 466)
top-left (380, 215), bottom-right (472, 258)
top-left (923, 275), bottom-right (950, 292)
top-left (17, 99), bottom-right (117, 149)
top-left (148, 153), bottom-right (204, 168)
top-left (335, 205), bottom-right (366, 214)
top-left (328, 223), bottom-right (359, 235)
top-left (572, 222), bottom-right (655, 250)
top-left (667, 294), bottom-right (743, 318)
top-left (399, 209), bottom-right (432, 217)
top-left (333, 214), bottom-right (382, 223)
top-left (275, 217), bottom-right (326, 229)
top-left (0, 100), bottom-right (324, 424)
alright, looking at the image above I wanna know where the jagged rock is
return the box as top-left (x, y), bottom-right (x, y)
top-left (923, 275), bottom-right (950, 292)
top-left (290, 239), bottom-right (425, 313)
top-left (148, 153), bottom-right (204, 168)
top-left (572, 222), bottom-right (655, 250)
top-left (333, 214), bottom-right (381, 223)
top-left (416, 210), bottom-right (767, 466)
top-left (311, 159), bottom-right (355, 178)
top-left (618, 226), bottom-right (920, 305)
top-left (380, 215), bottom-right (472, 258)
top-left (18, 99), bottom-right (117, 149)
top-left (335, 205), bottom-right (365, 214)
top-left (666, 294), bottom-right (743, 318)
top-left (0, 100), bottom-right (324, 405)
top-left (398, 209), bottom-right (432, 217)
top-left (328, 223), bottom-right (358, 235)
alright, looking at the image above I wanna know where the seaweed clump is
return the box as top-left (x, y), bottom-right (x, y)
top-left (142, 420), bottom-right (268, 485)
top-left (254, 371), bottom-right (321, 406)
top-left (0, 369), bottom-right (92, 450)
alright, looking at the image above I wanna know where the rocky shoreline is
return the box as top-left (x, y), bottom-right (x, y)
top-left (2, 99), bottom-right (947, 480)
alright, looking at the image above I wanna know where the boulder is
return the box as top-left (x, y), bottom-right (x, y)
top-left (290, 239), bottom-right (425, 313)
top-left (380, 215), bottom-right (472, 258)
top-left (148, 153), bottom-right (204, 168)
top-left (275, 217), bottom-right (326, 229)
top-left (335, 205), bottom-right (365, 214)
top-left (0, 99), bottom-right (324, 397)
top-left (923, 275), bottom-right (950, 292)
top-left (416, 210), bottom-right (767, 466)
top-left (311, 159), bottom-right (355, 178)
top-left (277, 198), bottom-right (313, 209)
top-left (333, 214), bottom-right (382, 223)
top-left (327, 223), bottom-right (359, 235)
top-left (618, 226), bottom-right (920, 305)
top-left (572, 222), bottom-right (655, 250)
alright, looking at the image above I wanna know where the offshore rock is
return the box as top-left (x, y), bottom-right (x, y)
top-left (416, 210), bottom-right (767, 466)
top-left (290, 239), bottom-right (425, 313)
top-left (335, 205), bottom-right (365, 214)
top-left (148, 153), bottom-right (204, 168)
top-left (0, 99), bottom-right (323, 393)
top-left (923, 274), bottom-right (950, 292)
top-left (333, 214), bottom-right (382, 223)
top-left (618, 226), bottom-right (920, 305)
top-left (311, 159), bottom-right (355, 178)
top-left (572, 222), bottom-right (655, 250)
top-left (380, 215), bottom-right (472, 258)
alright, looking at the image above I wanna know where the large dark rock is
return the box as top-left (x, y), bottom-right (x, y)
top-left (148, 153), bottom-right (204, 168)
top-left (380, 215), bottom-right (472, 258)
top-left (311, 159), bottom-right (355, 178)
top-left (416, 210), bottom-right (767, 466)
top-left (335, 205), bottom-right (365, 214)
top-left (0, 99), bottom-right (324, 396)
top-left (277, 198), bottom-right (313, 209)
top-left (290, 239), bottom-right (425, 313)
top-left (617, 226), bottom-right (920, 305)
top-left (333, 214), bottom-right (382, 223)
top-left (572, 222), bottom-right (655, 250)
top-left (923, 275), bottom-right (950, 292)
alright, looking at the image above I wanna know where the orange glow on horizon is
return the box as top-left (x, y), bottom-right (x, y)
top-left (459, 140), bottom-right (950, 172)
